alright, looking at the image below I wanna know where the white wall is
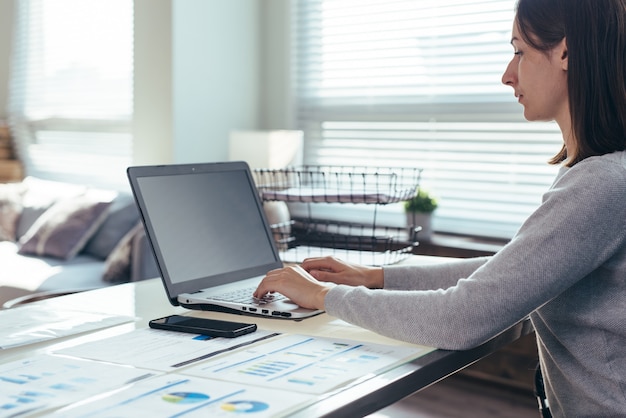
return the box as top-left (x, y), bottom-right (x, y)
top-left (0, 0), bottom-right (14, 121)
top-left (134, 0), bottom-right (174, 165)
top-left (172, 0), bottom-right (260, 163)
top-left (260, 0), bottom-right (295, 130)
top-left (134, 0), bottom-right (294, 165)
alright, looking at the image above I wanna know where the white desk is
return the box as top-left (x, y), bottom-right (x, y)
top-left (0, 256), bottom-right (531, 417)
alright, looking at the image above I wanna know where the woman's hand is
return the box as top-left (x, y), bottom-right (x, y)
top-left (253, 265), bottom-right (333, 310)
top-left (300, 256), bottom-right (384, 289)
top-left (253, 257), bottom-right (384, 310)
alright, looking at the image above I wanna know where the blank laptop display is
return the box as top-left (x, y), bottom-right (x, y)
top-left (127, 161), bottom-right (323, 319)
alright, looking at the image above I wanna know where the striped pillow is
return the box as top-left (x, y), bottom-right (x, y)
top-left (18, 192), bottom-right (113, 260)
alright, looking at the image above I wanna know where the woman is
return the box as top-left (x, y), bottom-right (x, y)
top-left (255, 0), bottom-right (626, 415)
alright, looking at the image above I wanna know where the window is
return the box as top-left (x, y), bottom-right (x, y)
top-left (8, 0), bottom-right (133, 189)
top-left (294, 0), bottom-right (562, 239)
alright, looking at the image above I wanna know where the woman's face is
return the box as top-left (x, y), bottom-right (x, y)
top-left (501, 21), bottom-right (570, 127)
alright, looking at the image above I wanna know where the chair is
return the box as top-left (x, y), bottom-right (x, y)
top-left (535, 363), bottom-right (552, 418)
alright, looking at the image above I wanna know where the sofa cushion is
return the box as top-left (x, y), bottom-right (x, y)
top-left (16, 177), bottom-right (87, 239)
top-left (83, 192), bottom-right (140, 260)
top-left (0, 241), bottom-right (104, 291)
top-left (35, 260), bottom-right (108, 292)
top-left (102, 222), bottom-right (143, 283)
top-left (18, 191), bottom-right (114, 260)
top-left (0, 183), bottom-right (25, 241)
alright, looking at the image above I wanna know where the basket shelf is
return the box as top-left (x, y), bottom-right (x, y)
top-left (255, 166), bottom-right (423, 265)
top-left (255, 165), bottom-right (421, 205)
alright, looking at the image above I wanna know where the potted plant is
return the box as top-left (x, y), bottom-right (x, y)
top-left (404, 189), bottom-right (438, 241)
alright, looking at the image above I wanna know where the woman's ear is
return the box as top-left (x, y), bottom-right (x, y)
top-left (559, 38), bottom-right (568, 71)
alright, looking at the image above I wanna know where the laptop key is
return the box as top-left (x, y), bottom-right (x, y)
top-left (212, 287), bottom-right (285, 306)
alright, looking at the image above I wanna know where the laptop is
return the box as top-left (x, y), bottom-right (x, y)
top-left (127, 161), bottom-right (323, 319)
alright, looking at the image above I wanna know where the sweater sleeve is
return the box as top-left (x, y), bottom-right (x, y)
top-left (324, 155), bottom-right (626, 350)
top-left (383, 257), bottom-right (490, 291)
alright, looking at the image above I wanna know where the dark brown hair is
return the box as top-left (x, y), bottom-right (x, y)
top-left (516, 0), bottom-right (626, 166)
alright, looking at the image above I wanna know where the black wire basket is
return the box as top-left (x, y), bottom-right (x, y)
top-left (255, 166), bottom-right (423, 266)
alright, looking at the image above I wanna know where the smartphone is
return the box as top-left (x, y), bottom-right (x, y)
top-left (149, 315), bottom-right (257, 338)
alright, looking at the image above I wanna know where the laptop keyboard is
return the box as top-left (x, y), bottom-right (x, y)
top-left (211, 287), bottom-right (286, 306)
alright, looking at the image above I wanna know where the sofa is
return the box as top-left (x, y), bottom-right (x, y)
top-left (0, 176), bottom-right (159, 308)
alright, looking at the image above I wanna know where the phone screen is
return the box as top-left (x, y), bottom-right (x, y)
top-left (149, 315), bottom-right (257, 338)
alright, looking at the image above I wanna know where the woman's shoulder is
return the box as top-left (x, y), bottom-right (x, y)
top-left (561, 151), bottom-right (626, 182)
top-left (577, 150), bottom-right (626, 171)
top-left (552, 151), bottom-right (626, 198)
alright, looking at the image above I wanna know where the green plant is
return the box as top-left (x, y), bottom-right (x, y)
top-left (404, 189), bottom-right (438, 213)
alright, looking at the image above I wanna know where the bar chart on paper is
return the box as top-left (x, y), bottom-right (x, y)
top-left (183, 334), bottom-right (426, 394)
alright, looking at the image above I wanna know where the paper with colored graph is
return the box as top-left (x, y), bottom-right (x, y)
top-left (182, 334), bottom-right (426, 394)
top-left (0, 355), bottom-right (156, 417)
top-left (54, 374), bottom-right (312, 418)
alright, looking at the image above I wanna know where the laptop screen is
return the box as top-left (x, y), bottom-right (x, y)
top-left (127, 162), bottom-right (283, 304)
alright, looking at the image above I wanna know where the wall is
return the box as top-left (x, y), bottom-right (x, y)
top-left (134, 0), bottom-right (174, 165)
top-left (134, 0), bottom-right (293, 166)
top-left (260, 0), bottom-right (294, 130)
top-left (0, 0), bottom-right (14, 121)
top-left (173, 0), bottom-right (260, 163)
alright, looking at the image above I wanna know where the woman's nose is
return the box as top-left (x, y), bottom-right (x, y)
top-left (501, 59), bottom-right (516, 87)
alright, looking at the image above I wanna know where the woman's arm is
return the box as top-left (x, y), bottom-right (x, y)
top-left (324, 157), bottom-right (626, 349)
top-left (256, 155), bottom-right (626, 350)
top-left (383, 257), bottom-right (490, 291)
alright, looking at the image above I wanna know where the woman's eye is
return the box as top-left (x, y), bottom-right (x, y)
top-left (514, 51), bottom-right (522, 56)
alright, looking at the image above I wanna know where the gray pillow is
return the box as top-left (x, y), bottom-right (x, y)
top-left (102, 222), bottom-right (143, 283)
top-left (83, 193), bottom-right (140, 260)
top-left (18, 193), bottom-right (113, 260)
top-left (15, 177), bottom-right (86, 239)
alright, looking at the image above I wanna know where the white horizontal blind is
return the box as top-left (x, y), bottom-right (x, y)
top-left (8, 0), bottom-right (133, 189)
top-left (294, 0), bottom-right (562, 239)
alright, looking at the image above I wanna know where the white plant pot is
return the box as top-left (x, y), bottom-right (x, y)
top-left (406, 212), bottom-right (433, 242)
top-left (263, 201), bottom-right (291, 250)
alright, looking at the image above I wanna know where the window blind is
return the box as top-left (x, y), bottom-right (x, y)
top-left (8, 0), bottom-right (133, 190)
top-left (294, 0), bottom-right (562, 239)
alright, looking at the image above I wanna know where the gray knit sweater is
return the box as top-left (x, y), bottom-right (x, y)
top-left (325, 151), bottom-right (626, 417)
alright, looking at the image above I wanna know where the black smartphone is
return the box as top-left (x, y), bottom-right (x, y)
top-left (149, 315), bottom-right (257, 338)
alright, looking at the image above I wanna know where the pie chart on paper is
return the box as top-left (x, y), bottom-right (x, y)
top-left (162, 392), bottom-right (210, 404)
top-left (220, 400), bottom-right (270, 413)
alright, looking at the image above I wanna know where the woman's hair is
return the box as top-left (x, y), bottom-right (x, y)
top-left (516, 0), bottom-right (626, 166)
